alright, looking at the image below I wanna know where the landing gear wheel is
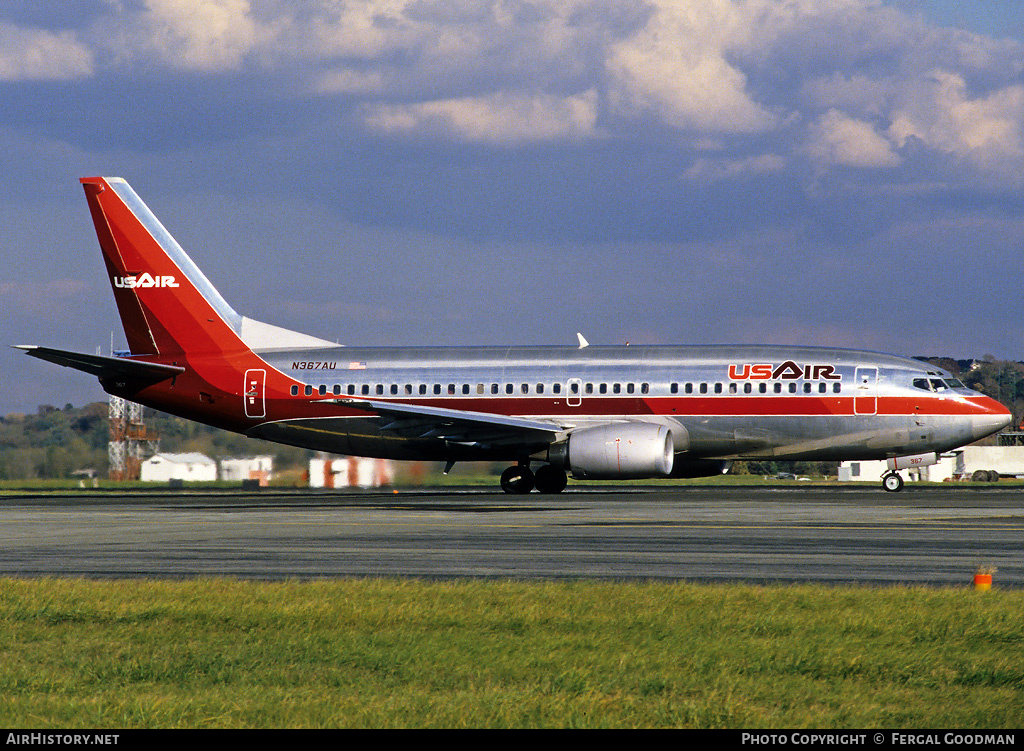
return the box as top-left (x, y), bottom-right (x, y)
top-left (500, 465), bottom-right (535, 494)
top-left (882, 472), bottom-right (904, 493)
top-left (534, 465), bottom-right (568, 494)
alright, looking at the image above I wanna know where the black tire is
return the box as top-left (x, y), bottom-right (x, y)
top-left (500, 465), bottom-right (534, 494)
top-left (534, 465), bottom-right (568, 494)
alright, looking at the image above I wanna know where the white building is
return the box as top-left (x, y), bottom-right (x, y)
top-left (309, 455), bottom-right (394, 488)
top-left (219, 456), bottom-right (274, 486)
top-left (140, 452), bottom-right (217, 483)
top-left (839, 445), bottom-right (1024, 484)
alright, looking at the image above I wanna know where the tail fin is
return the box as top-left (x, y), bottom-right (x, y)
top-left (81, 177), bottom-right (332, 357)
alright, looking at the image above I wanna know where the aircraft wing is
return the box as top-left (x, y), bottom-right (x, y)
top-left (332, 397), bottom-right (566, 445)
top-left (14, 345), bottom-right (185, 382)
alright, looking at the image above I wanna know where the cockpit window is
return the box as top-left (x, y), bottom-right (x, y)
top-left (914, 376), bottom-right (966, 392)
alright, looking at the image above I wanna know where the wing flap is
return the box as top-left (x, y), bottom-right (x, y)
top-left (330, 398), bottom-right (565, 445)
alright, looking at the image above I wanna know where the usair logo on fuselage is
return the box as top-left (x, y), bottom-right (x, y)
top-left (728, 361), bottom-right (841, 381)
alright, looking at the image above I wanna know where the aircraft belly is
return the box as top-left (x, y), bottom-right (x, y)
top-left (678, 414), bottom-right (940, 461)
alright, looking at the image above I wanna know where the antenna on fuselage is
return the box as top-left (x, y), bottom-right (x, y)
top-left (577, 332), bottom-right (589, 349)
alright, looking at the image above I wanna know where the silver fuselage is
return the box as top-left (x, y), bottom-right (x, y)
top-left (247, 343), bottom-right (1010, 465)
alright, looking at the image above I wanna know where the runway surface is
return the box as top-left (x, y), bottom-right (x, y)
top-left (1, 485), bottom-right (1021, 586)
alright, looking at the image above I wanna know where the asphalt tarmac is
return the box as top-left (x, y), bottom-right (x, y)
top-left (1, 485), bottom-right (1021, 586)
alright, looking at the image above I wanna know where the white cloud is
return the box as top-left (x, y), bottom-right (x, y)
top-left (6, 0), bottom-right (1024, 184)
top-left (807, 109), bottom-right (901, 168)
top-left (0, 22), bottom-right (93, 80)
top-left (606, 1), bottom-right (776, 133)
top-left (363, 89), bottom-right (600, 144)
top-left (889, 71), bottom-right (1024, 177)
top-left (116, 0), bottom-right (272, 72)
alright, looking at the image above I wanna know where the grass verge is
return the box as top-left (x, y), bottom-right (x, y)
top-left (1, 578), bottom-right (1022, 728)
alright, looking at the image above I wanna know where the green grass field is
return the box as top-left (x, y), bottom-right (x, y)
top-left (1, 578), bottom-right (1021, 728)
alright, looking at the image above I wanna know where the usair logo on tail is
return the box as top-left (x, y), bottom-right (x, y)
top-left (113, 273), bottom-right (179, 289)
top-left (728, 361), bottom-right (841, 381)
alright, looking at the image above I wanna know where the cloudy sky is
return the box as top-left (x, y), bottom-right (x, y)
top-left (3, 0), bottom-right (1024, 413)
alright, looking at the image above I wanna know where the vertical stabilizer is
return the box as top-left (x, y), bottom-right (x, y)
top-left (81, 177), bottom-right (246, 357)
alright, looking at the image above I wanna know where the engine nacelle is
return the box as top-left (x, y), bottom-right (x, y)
top-left (553, 423), bottom-right (675, 480)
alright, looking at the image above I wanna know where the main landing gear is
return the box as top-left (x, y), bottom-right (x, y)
top-left (499, 463), bottom-right (568, 494)
top-left (881, 472), bottom-right (904, 493)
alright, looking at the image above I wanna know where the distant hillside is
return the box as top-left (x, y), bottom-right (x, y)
top-left (0, 403), bottom-right (310, 480)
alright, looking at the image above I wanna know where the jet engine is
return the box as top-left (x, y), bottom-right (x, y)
top-left (551, 423), bottom-right (675, 479)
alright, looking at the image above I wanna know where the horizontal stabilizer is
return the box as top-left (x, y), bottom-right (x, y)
top-left (14, 346), bottom-right (184, 382)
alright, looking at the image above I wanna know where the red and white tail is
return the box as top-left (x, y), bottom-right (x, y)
top-left (80, 177), bottom-right (331, 358)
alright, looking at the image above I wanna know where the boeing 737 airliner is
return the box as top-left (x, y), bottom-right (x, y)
top-left (16, 177), bottom-right (1012, 493)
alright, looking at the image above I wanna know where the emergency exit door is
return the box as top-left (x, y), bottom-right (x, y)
top-left (244, 369), bottom-right (266, 419)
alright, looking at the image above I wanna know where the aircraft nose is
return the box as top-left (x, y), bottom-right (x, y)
top-left (970, 402), bottom-right (1013, 441)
